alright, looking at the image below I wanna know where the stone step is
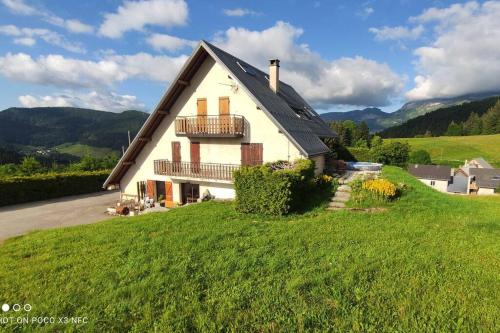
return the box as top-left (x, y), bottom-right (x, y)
top-left (328, 201), bottom-right (346, 208)
top-left (332, 196), bottom-right (349, 203)
top-left (334, 191), bottom-right (350, 198)
top-left (337, 185), bottom-right (351, 192)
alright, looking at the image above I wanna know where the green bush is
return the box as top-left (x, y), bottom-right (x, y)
top-left (347, 147), bottom-right (373, 162)
top-left (0, 170), bottom-right (110, 207)
top-left (409, 149), bottom-right (432, 165)
top-left (234, 159), bottom-right (316, 215)
top-left (371, 141), bottom-right (410, 167)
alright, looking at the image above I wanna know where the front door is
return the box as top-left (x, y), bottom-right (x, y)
top-left (219, 97), bottom-right (230, 134)
top-left (197, 98), bottom-right (207, 133)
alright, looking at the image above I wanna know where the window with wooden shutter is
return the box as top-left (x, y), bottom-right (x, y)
top-left (190, 142), bottom-right (200, 173)
top-left (241, 143), bottom-right (263, 166)
top-left (172, 141), bottom-right (181, 172)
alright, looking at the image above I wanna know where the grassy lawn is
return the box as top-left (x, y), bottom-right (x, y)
top-left (0, 167), bottom-right (499, 332)
top-left (385, 134), bottom-right (500, 167)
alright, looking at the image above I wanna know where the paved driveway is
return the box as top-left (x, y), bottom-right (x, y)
top-left (0, 191), bottom-right (120, 242)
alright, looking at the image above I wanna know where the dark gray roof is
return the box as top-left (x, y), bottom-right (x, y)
top-left (202, 41), bottom-right (334, 156)
top-left (469, 168), bottom-right (500, 189)
top-left (470, 157), bottom-right (493, 169)
top-left (447, 174), bottom-right (468, 193)
top-left (408, 164), bottom-right (451, 181)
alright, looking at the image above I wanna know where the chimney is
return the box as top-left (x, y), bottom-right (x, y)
top-left (269, 59), bottom-right (280, 93)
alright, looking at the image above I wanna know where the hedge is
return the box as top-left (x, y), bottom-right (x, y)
top-left (233, 159), bottom-right (315, 216)
top-left (0, 170), bottom-right (110, 207)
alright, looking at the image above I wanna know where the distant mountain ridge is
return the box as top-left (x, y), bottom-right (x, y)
top-left (0, 107), bottom-right (149, 159)
top-left (319, 92), bottom-right (500, 132)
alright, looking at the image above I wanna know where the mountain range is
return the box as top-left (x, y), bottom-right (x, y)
top-left (320, 92), bottom-right (500, 132)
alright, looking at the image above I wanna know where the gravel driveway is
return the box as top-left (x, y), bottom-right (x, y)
top-left (0, 191), bottom-right (120, 242)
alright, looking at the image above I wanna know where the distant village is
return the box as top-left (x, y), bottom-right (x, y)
top-left (408, 158), bottom-right (499, 195)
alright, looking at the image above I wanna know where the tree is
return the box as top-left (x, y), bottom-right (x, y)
top-left (463, 112), bottom-right (482, 135)
top-left (20, 156), bottom-right (42, 175)
top-left (445, 121), bottom-right (463, 136)
top-left (354, 138), bottom-right (369, 148)
top-left (357, 121), bottom-right (370, 145)
top-left (372, 141), bottom-right (410, 167)
top-left (481, 101), bottom-right (500, 134)
top-left (409, 149), bottom-right (432, 165)
top-left (371, 135), bottom-right (383, 148)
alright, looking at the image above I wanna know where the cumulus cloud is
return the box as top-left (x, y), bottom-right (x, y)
top-left (99, 0), bottom-right (188, 38)
top-left (214, 21), bottom-right (403, 107)
top-left (1, 0), bottom-right (35, 15)
top-left (369, 25), bottom-right (424, 41)
top-left (222, 8), bottom-right (261, 17)
top-left (0, 52), bottom-right (188, 88)
top-left (406, 1), bottom-right (500, 100)
top-left (1, 0), bottom-right (94, 34)
top-left (19, 91), bottom-right (146, 112)
top-left (0, 25), bottom-right (86, 53)
top-left (146, 33), bottom-right (196, 52)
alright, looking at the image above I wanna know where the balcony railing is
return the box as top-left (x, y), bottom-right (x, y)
top-left (175, 115), bottom-right (245, 137)
top-left (154, 160), bottom-right (240, 181)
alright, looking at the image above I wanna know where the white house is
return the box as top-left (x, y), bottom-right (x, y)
top-left (408, 164), bottom-right (451, 193)
top-left (103, 41), bottom-right (335, 206)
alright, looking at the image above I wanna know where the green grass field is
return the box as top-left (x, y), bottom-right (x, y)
top-left (53, 143), bottom-right (118, 159)
top-left (385, 134), bottom-right (500, 167)
top-left (0, 167), bottom-right (499, 332)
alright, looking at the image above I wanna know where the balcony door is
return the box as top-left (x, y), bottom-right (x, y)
top-left (191, 142), bottom-right (200, 174)
top-left (219, 97), bottom-right (230, 134)
top-left (197, 98), bottom-right (207, 133)
top-left (241, 143), bottom-right (263, 166)
top-left (172, 141), bottom-right (181, 172)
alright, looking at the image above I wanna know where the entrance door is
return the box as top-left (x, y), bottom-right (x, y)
top-left (155, 181), bottom-right (166, 201)
top-left (197, 98), bottom-right (207, 133)
top-left (181, 183), bottom-right (200, 204)
top-left (172, 141), bottom-right (181, 173)
top-left (190, 142), bottom-right (200, 174)
top-left (219, 97), bottom-right (230, 134)
top-left (241, 143), bottom-right (263, 166)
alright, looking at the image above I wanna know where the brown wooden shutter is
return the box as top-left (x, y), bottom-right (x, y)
top-left (146, 180), bottom-right (155, 198)
top-left (191, 142), bottom-right (200, 173)
top-left (241, 143), bottom-right (250, 166)
top-left (165, 181), bottom-right (173, 201)
top-left (219, 97), bottom-right (230, 134)
top-left (197, 98), bottom-right (207, 116)
top-left (172, 141), bottom-right (181, 162)
top-left (252, 143), bottom-right (263, 165)
top-left (241, 143), bottom-right (263, 166)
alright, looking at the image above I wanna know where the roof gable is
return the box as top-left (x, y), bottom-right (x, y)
top-left (104, 41), bottom-right (334, 187)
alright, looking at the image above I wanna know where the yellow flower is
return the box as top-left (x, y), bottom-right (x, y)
top-left (362, 179), bottom-right (397, 198)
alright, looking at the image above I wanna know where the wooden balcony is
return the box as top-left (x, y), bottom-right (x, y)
top-left (154, 160), bottom-right (240, 181)
top-left (175, 115), bottom-right (245, 137)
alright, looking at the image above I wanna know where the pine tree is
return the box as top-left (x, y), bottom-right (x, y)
top-left (445, 121), bottom-right (463, 136)
top-left (481, 101), bottom-right (500, 134)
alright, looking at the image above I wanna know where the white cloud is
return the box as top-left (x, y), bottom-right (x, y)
top-left (214, 21), bottom-right (403, 106)
top-left (146, 33), bottom-right (196, 52)
top-left (0, 52), bottom-right (188, 88)
top-left (1, 0), bottom-right (35, 15)
top-left (0, 25), bottom-right (86, 53)
top-left (369, 25), bottom-right (424, 41)
top-left (406, 1), bottom-right (500, 100)
top-left (99, 0), bottom-right (188, 38)
top-left (357, 6), bottom-right (374, 18)
top-left (1, 0), bottom-right (94, 34)
top-left (222, 8), bottom-right (261, 17)
top-left (19, 91), bottom-right (146, 112)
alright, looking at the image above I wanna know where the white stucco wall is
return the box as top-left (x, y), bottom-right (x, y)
top-left (418, 178), bottom-right (449, 192)
top-left (119, 56), bottom-right (312, 203)
top-left (477, 188), bottom-right (495, 195)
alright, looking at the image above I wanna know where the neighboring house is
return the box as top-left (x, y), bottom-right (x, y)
top-left (447, 173), bottom-right (469, 194)
top-left (408, 164), bottom-right (451, 192)
top-left (464, 157), bottom-right (493, 169)
top-left (468, 168), bottom-right (500, 195)
top-left (103, 40), bottom-right (335, 205)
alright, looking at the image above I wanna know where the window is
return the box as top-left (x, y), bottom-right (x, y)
top-left (430, 180), bottom-right (436, 186)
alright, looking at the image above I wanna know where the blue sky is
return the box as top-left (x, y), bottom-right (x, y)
top-left (0, 0), bottom-right (499, 113)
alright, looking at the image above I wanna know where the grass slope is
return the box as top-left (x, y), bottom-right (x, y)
top-left (386, 134), bottom-right (500, 167)
top-left (53, 143), bottom-right (118, 159)
top-left (0, 167), bottom-right (499, 332)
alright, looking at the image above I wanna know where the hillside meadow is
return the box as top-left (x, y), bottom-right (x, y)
top-left (0, 167), bottom-right (499, 332)
top-left (385, 134), bottom-right (500, 167)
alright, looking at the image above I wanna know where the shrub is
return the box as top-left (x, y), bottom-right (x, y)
top-left (409, 149), bottom-right (432, 165)
top-left (371, 142), bottom-right (409, 167)
top-left (234, 159), bottom-right (316, 215)
top-left (350, 177), bottom-right (399, 206)
top-left (0, 170), bottom-right (110, 207)
top-left (362, 179), bottom-right (397, 199)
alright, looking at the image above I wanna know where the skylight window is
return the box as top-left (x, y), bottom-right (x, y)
top-left (236, 61), bottom-right (256, 76)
